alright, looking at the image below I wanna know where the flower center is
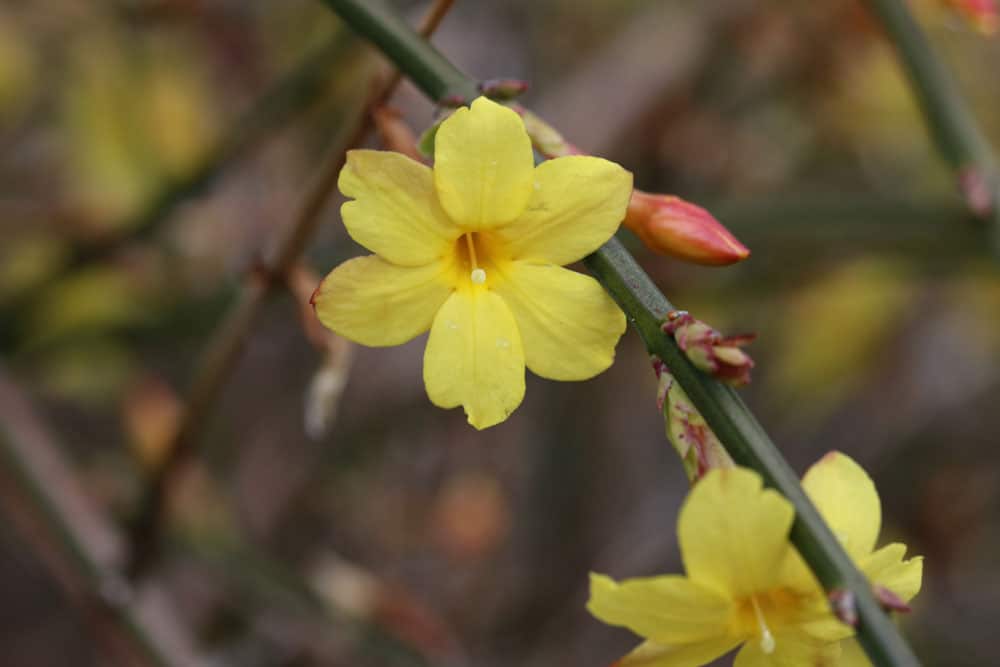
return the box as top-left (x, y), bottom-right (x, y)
top-left (464, 233), bottom-right (487, 284)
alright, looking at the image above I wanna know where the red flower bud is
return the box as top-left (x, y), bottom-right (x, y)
top-left (624, 190), bottom-right (750, 266)
top-left (947, 0), bottom-right (999, 35)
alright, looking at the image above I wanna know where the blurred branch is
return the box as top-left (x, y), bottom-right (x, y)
top-left (719, 193), bottom-right (986, 258)
top-left (70, 31), bottom-right (358, 272)
top-left (318, 1), bottom-right (921, 665)
top-left (865, 0), bottom-right (1000, 248)
top-left (182, 534), bottom-right (464, 665)
top-left (0, 370), bottom-right (201, 667)
top-left (126, 0), bottom-right (459, 579)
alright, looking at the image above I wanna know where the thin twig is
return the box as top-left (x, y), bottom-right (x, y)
top-left (0, 370), bottom-right (202, 667)
top-left (315, 1), bottom-right (922, 664)
top-left (126, 0), bottom-right (460, 579)
top-left (866, 0), bottom-right (1000, 248)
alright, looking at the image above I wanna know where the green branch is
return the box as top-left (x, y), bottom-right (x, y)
top-left (316, 1), bottom-right (922, 665)
top-left (866, 0), bottom-right (1000, 245)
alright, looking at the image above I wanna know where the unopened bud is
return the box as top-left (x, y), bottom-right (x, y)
top-left (829, 589), bottom-right (859, 626)
top-left (947, 0), bottom-right (999, 35)
top-left (874, 585), bottom-right (911, 614)
top-left (653, 356), bottom-right (733, 482)
top-left (625, 191), bottom-right (749, 265)
top-left (662, 311), bottom-right (755, 386)
top-left (479, 78), bottom-right (530, 101)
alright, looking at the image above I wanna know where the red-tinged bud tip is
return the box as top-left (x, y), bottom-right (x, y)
top-left (479, 78), bottom-right (530, 100)
top-left (829, 589), bottom-right (859, 626)
top-left (662, 311), bottom-right (755, 386)
top-left (958, 166), bottom-right (995, 217)
top-left (950, 0), bottom-right (999, 35)
top-left (438, 94), bottom-right (468, 108)
top-left (624, 191), bottom-right (750, 266)
top-left (874, 586), bottom-right (911, 614)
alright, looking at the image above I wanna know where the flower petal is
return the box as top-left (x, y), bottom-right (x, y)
top-left (423, 288), bottom-right (525, 429)
top-left (313, 256), bottom-right (453, 346)
top-left (734, 628), bottom-right (841, 667)
top-left (587, 573), bottom-right (732, 645)
top-left (802, 452), bottom-right (881, 561)
top-left (433, 97), bottom-right (534, 229)
top-left (775, 549), bottom-right (818, 596)
top-left (496, 155), bottom-right (632, 265)
top-left (615, 639), bottom-right (740, 667)
top-left (491, 262), bottom-right (625, 380)
top-left (859, 543), bottom-right (923, 603)
top-left (679, 468), bottom-right (795, 599)
top-left (339, 149), bottom-right (458, 266)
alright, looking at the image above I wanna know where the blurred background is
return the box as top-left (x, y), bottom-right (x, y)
top-left (1, 0), bottom-right (999, 665)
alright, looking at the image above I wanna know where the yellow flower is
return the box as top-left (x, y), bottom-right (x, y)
top-left (312, 97), bottom-right (632, 429)
top-left (588, 453), bottom-right (922, 666)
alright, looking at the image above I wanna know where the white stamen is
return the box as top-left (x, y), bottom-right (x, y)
top-left (750, 595), bottom-right (776, 655)
top-left (465, 233), bottom-right (486, 285)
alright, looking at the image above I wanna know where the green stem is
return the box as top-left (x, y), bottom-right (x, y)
top-left (865, 0), bottom-right (1000, 245)
top-left (318, 1), bottom-right (922, 665)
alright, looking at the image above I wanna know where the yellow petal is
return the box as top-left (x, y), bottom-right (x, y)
top-left (859, 543), bottom-right (923, 603)
top-left (679, 468), bottom-right (795, 599)
top-left (496, 155), bottom-right (632, 265)
top-left (423, 288), bottom-right (525, 429)
top-left (491, 262), bottom-right (625, 380)
top-left (339, 149), bottom-right (458, 266)
top-left (775, 549), bottom-right (819, 596)
top-left (313, 255), bottom-right (453, 346)
top-left (802, 452), bottom-right (881, 560)
top-left (587, 573), bottom-right (732, 645)
top-left (615, 639), bottom-right (741, 667)
top-left (433, 97), bottom-right (534, 229)
top-left (734, 628), bottom-right (841, 667)
top-left (799, 613), bottom-right (855, 643)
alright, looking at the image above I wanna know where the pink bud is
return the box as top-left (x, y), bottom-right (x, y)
top-left (874, 585), bottom-right (911, 614)
top-left (624, 190), bottom-right (750, 266)
top-left (948, 0), bottom-right (999, 35)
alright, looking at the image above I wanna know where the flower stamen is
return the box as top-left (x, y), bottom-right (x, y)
top-left (465, 233), bottom-right (487, 284)
top-left (750, 595), bottom-right (776, 654)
